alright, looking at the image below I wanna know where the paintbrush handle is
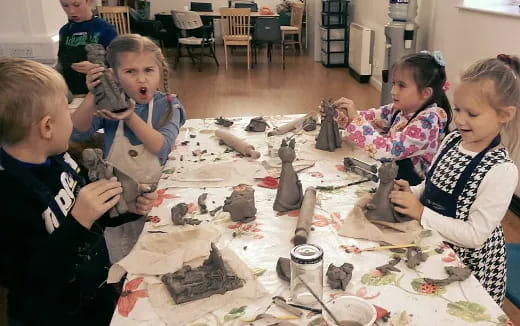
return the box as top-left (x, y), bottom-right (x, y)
top-left (363, 244), bottom-right (416, 251)
top-left (296, 275), bottom-right (341, 325)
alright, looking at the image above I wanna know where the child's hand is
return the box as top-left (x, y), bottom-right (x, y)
top-left (71, 178), bottom-right (123, 229)
top-left (135, 190), bottom-right (158, 216)
top-left (85, 65), bottom-right (104, 93)
top-left (72, 61), bottom-right (99, 74)
top-left (96, 99), bottom-right (136, 121)
top-left (334, 97), bottom-right (359, 120)
top-left (393, 179), bottom-right (412, 192)
top-left (389, 190), bottom-right (424, 221)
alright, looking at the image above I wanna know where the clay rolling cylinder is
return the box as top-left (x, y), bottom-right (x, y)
top-left (294, 187), bottom-right (316, 245)
top-left (215, 129), bottom-right (261, 159)
top-left (268, 112), bottom-right (317, 136)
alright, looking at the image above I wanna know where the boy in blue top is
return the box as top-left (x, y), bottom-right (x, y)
top-left (58, 0), bottom-right (117, 95)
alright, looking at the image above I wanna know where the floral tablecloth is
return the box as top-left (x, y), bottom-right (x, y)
top-left (110, 116), bottom-right (513, 326)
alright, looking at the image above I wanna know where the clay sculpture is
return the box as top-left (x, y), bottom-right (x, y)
top-left (376, 256), bottom-right (401, 275)
top-left (198, 193), bottom-right (208, 214)
top-left (215, 129), bottom-right (261, 159)
top-left (294, 187), bottom-right (316, 246)
top-left (365, 161), bottom-right (412, 223)
top-left (82, 148), bottom-right (128, 216)
top-left (326, 263), bottom-right (354, 290)
top-left (268, 112), bottom-right (318, 136)
top-left (405, 247), bottom-right (428, 269)
top-left (276, 257), bottom-right (291, 282)
top-left (245, 117), bottom-right (268, 132)
top-left (171, 203), bottom-right (202, 225)
top-left (315, 99), bottom-right (341, 152)
top-left (161, 243), bottom-right (244, 304)
top-left (423, 266), bottom-right (472, 286)
top-left (215, 116), bottom-right (234, 127)
top-left (85, 43), bottom-right (130, 112)
top-left (273, 138), bottom-right (303, 212)
top-left (223, 184), bottom-right (257, 223)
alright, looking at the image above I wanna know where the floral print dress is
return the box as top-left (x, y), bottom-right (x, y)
top-left (339, 103), bottom-right (448, 179)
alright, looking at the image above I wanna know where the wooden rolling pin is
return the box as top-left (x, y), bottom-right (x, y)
top-left (294, 187), bottom-right (316, 245)
top-left (268, 112), bottom-right (318, 136)
top-left (214, 129), bottom-right (261, 159)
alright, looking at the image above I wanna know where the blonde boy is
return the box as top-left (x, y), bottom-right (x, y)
top-left (0, 58), bottom-right (154, 325)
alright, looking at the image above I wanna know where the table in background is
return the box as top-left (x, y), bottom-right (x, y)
top-left (110, 115), bottom-right (512, 326)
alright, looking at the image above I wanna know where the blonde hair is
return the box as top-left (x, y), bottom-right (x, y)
top-left (0, 58), bottom-right (68, 146)
top-left (106, 34), bottom-right (173, 126)
top-left (460, 56), bottom-right (520, 153)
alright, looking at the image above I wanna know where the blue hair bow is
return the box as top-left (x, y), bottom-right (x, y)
top-left (420, 50), bottom-right (446, 67)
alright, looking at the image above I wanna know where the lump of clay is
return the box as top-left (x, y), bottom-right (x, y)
top-left (273, 138), bottom-right (303, 212)
top-left (365, 161), bottom-right (411, 223)
top-left (161, 243), bottom-right (244, 304)
top-left (326, 263), bottom-right (354, 290)
top-left (315, 99), bottom-right (341, 152)
top-left (85, 43), bottom-right (130, 112)
top-left (302, 115), bottom-right (317, 131)
top-left (423, 266), bottom-right (472, 286)
top-left (376, 256), bottom-right (401, 275)
top-left (405, 247), bottom-right (428, 269)
top-left (215, 116), bottom-right (234, 127)
top-left (171, 202), bottom-right (201, 225)
top-left (245, 117), bottom-right (268, 132)
top-left (198, 193), bottom-right (208, 214)
top-left (276, 257), bottom-right (291, 282)
top-left (82, 148), bottom-right (128, 216)
top-left (223, 184), bottom-right (257, 223)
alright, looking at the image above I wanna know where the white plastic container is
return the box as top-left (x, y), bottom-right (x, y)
top-left (323, 296), bottom-right (377, 326)
top-left (321, 51), bottom-right (345, 65)
top-left (320, 27), bottom-right (345, 41)
top-left (321, 40), bottom-right (345, 52)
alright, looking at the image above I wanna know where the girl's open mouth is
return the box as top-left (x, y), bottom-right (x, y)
top-left (139, 87), bottom-right (147, 95)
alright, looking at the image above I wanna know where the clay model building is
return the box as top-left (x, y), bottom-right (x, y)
top-left (85, 43), bottom-right (130, 112)
top-left (365, 161), bottom-right (411, 223)
top-left (245, 117), bottom-right (268, 132)
top-left (161, 243), bottom-right (244, 304)
top-left (273, 138), bottom-right (303, 212)
top-left (223, 184), bottom-right (257, 223)
top-left (315, 99), bottom-right (341, 152)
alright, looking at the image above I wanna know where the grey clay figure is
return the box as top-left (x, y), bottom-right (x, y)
top-left (273, 138), bottom-right (303, 212)
top-left (245, 117), bottom-right (268, 132)
top-left (423, 266), bottom-right (472, 286)
top-left (161, 243), bottom-right (244, 304)
top-left (82, 148), bottom-right (128, 216)
top-left (365, 161), bottom-right (412, 223)
top-left (326, 263), bottom-right (354, 290)
top-left (85, 43), bottom-right (130, 112)
top-left (171, 203), bottom-right (201, 225)
top-left (223, 184), bottom-right (257, 223)
top-left (315, 99), bottom-right (341, 152)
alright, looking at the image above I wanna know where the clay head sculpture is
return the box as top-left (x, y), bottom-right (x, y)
top-left (365, 161), bottom-right (412, 223)
top-left (85, 43), bottom-right (130, 112)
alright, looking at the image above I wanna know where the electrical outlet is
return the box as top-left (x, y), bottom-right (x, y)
top-left (9, 46), bottom-right (34, 58)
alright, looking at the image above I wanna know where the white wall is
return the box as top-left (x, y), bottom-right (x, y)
top-left (0, 0), bottom-right (67, 63)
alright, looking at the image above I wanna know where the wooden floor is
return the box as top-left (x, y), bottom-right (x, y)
top-left (167, 45), bottom-right (520, 324)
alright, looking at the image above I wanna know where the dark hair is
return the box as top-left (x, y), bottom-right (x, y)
top-left (392, 52), bottom-right (452, 132)
top-left (461, 55), bottom-right (520, 153)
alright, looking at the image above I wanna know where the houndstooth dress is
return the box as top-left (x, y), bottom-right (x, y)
top-left (420, 131), bottom-right (509, 305)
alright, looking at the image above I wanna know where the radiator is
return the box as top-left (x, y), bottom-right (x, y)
top-left (348, 22), bottom-right (373, 82)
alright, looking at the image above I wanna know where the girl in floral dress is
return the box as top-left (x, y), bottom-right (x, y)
top-left (335, 51), bottom-right (452, 185)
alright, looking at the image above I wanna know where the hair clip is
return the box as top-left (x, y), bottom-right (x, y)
top-left (166, 94), bottom-right (173, 103)
top-left (420, 50), bottom-right (446, 67)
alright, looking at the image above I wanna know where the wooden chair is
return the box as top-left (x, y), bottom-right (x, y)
top-left (220, 8), bottom-right (252, 70)
top-left (280, 2), bottom-right (304, 54)
top-left (171, 10), bottom-right (219, 71)
top-left (97, 6), bottom-right (130, 35)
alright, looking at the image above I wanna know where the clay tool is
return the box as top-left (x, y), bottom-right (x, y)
top-left (362, 243), bottom-right (416, 252)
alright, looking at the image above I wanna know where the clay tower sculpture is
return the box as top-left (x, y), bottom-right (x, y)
top-left (85, 43), bottom-right (130, 112)
top-left (315, 99), bottom-right (342, 152)
top-left (365, 161), bottom-right (411, 223)
top-left (273, 138), bottom-right (303, 212)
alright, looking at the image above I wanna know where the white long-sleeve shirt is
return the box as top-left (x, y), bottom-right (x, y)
top-left (412, 142), bottom-right (518, 249)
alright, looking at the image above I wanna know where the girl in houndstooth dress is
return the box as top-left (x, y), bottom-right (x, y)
top-left (389, 55), bottom-right (520, 305)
